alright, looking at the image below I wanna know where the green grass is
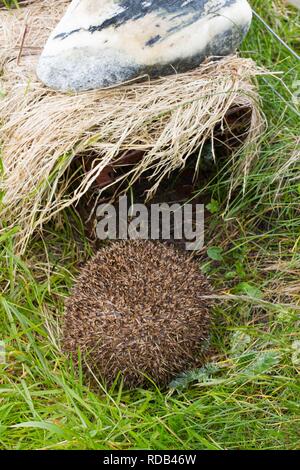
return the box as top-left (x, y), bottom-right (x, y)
top-left (0, 0), bottom-right (300, 450)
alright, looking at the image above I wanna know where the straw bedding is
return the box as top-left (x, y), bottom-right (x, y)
top-left (0, 0), bottom-right (265, 251)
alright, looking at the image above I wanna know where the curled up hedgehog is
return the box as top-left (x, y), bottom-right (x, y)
top-left (63, 240), bottom-right (213, 389)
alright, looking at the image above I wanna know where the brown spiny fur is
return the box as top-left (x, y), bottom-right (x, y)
top-left (63, 241), bottom-right (212, 388)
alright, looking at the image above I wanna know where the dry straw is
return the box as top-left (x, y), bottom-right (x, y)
top-left (0, 0), bottom-right (265, 252)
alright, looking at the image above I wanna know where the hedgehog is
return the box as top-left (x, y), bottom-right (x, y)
top-left (63, 240), bottom-right (212, 388)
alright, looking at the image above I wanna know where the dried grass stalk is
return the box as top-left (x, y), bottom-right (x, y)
top-left (0, 0), bottom-right (265, 252)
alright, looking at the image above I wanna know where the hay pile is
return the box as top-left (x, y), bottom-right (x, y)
top-left (0, 0), bottom-right (265, 252)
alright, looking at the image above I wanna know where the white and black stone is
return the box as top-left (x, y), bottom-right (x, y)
top-left (37, 0), bottom-right (253, 92)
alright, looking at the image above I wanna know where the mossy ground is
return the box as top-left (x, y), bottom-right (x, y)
top-left (0, 0), bottom-right (299, 450)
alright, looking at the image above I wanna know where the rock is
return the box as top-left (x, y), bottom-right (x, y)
top-left (37, 0), bottom-right (252, 92)
top-left (287, 0), bottom-right (300, 9)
